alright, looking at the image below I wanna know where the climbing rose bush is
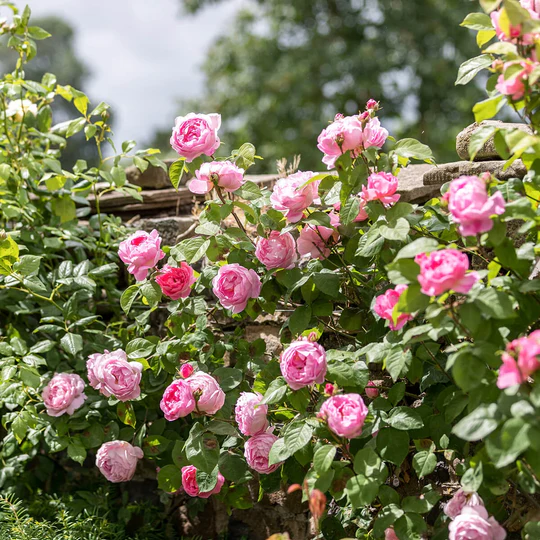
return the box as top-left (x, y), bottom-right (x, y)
top-left (2, 2), bottom-right (540, 539)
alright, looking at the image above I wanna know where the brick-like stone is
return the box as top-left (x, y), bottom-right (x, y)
top-left (125, 158), bottom-right (180, 190)
top-left (133, 216), bottom-right (196, 246)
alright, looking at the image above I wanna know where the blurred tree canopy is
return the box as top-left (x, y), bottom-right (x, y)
top-left (0, 16), bottom-right (100, 166)
top-left (157, 0), bottom-right (483, 171)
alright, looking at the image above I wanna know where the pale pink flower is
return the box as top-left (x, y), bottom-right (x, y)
top-left (155, 263), bottom-right (197, 300)
top-left (496, 61), bottom-right (535, 101)
top-left (365, 381), bottom-right (379, 399)
top-left (96, 441), bottom-right (143, 483)
top-left (297, 223), bottom-right (338, 260)
top-left (255, 231), bottom-right (298, 270)
top-left (444, 488), bottom-right (485, 519)
top-left (317, 114), bottom-right (364, 169)
top-left (186, 371), bottom-right (226, 415)
top-left (448, 506), bottom-right (506, 540)
top-left (42, 373), bottom-right (87, 417)
top-left (362, 172), bottom-right (400, 206)
top-left (234, 392), bottom-right (269, 436)
top-left (280, 340), bottom-right (327, 390)
top-left (244, 432), bottom-right (282, 474)
top-left (497, 331), bottom-right (540, 389)
top-left (118, 229), bottom-right (165, 281)
top-left (362, 117), bottom-right (388, 149)
top-left (373, 284), bottom-right (414, 331)
top-left (212, 263), bottom-right (262, 313)
top-left (384, 529), bottom-right (399, 540)
top-left (170, 112), bottom-right (221, 162)
top-left (188, 160), bottom-right (245, 194)
top-left (318, 393), bottom-right (368, 439)
top-left (181, 465), bottom-right (225, 498)
top-left (270, 171), bottom-right (317, 222)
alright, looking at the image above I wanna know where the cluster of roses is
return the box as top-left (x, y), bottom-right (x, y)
top-left (490, 0), bottom-right (540, 101)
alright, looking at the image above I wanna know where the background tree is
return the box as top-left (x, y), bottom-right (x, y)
top-left (153, 0), bottom-right (484, 171)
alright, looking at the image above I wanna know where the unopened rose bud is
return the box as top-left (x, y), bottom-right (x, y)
top-left (366, 99), bottom-right (379, 110)
top-left (491, 59), bottom-right (504, 72)
top-left (480, 172), bottom-right (491, 183)
top-left (365, 381), bottom-right (379, 399)
top-left (334, 113), bottom-right (344, 121)
top-left (209, 172), bottom-right (220, 184)
top-left (287, 483), bottom-right (302, 494)
top-left (324, 383), bottom-right (335, 396)
top-left (359, 111), bottom-right (371, 123)
top-left (309, 489), bottom-right (327, 523)
top-left (307, 332), bottom-right (318, 342)
top-left (179, 364), bottom-right (194, 378)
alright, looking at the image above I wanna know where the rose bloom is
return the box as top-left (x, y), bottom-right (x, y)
top-left (87, 349), bottom-right (143, 402)
top-left (170, 112), bottom-right (221, 162)
top-left (445, 176), bottom-right (505, 236)
top-left (188, 160), bottom-right (245, 194)
top-left (362, 117), bottom-right (388, 149)
top-left (280, 340), bottom-right (327, 390)
top-left (333, 196), bottom-right (368, 222)
top-left (244, 432), bottom-right (282, 474)
top-left (212, 263), bottom-right (262, 313)
top-left (179, 364), bottom-right (194, 378)
top-left (365, 381), bottom-right (379, 399)
top-left (496, 61), bottom-right (535, 101)
top-left (448, 506), bottom-right (506, 540)
top-left (297, 223), bottom-right (339, 260)
top-left (490, 10), bottom-right (524, 42)
top-left (42, 373), bottom-right (87, 417)
top-left (497, 330), bottom-right (540, 389)
top-left (235, 392), bottom-right (269, 436)
top-left (415, 249), bottom-right (479, 297)
top-left (318, 394), bottom-right (368, 439)
top-left (373, 284), bottom-right (414, 331)
top-left (384, 528), bottom-right (399, 540)
top-left (444, 488), bottom-right (485, 520)
top-left (155, 263), bottom-right (197, 300)
top-left (160, 379), bottom-right (196, 420)
top-left (255, 230), bottom-right (298, 270)
top-left (96, 440), bottom-right (144, 483)
top-left (187, 371), bottom-right (226, 415)
top-left (118, 229), bottom-right (165, 281)
top-left (522, 0), bottom-right (540, 14)
top-left (181, 465), bottom-right (225, 498)
top-left (362, 172), bottom-right (400, 206)
top-left (6, 99), bottom-right (38, 121)
top-left (317, 114), bottom-right (364, 169)
top-left (270, 171), bottom-right (318, 222)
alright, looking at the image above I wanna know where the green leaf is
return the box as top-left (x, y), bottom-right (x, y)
top-left (346, 474), bottom-right (379, 507)
top-left (66, 117), bottom-right (86, 138)
top-left (14, 255), bottom-right (41, 276)
top-left (396, 284), bottom-right (430, 313)
top-left (340, 197), bottom-right (360, 225)
top-left (180, 237), bottom-right (210, 264)
top-left (234, 180), bottom-right (263, 200)
top-left (232, 142), bottom-right (257, 170)
top-left (28, 26), bottom-right (52, 39)
top-left (452, 403), bottom-right (499, 441)
top-left (169, 159), bottom-right (185, 190)
top-left (452, 353), bottom-right (487, 392)
top-left (461, 462), bottom-right (483, 492)
top-left (474, 288), bottom-right (516, 319)
top-left (117, 402), bottom-right (136, 428)
top-left (385, 347), bottom-right (412, 381)
top-left (60, 333), bottom-right (83, 356)
top-left (51, 196), bottom-right (76, 223)
top-left (121, 285), bottom-right (139, 314)
top-left (284, 421), bottom-right (313, 455)
top-left (213, 367), bottom-right (243, 391)
top-left (379, 217), bottom-right (410, 242)
top-left (126, 338), bottom-right (156, 358)
top-left (313, 445), bottom-right (336, 474)
top-left (219, 452), bottom-right (249, 482)
top-left (393, 138), bottom-right (434, 161)
top-left (377, 428), bottom-right (410, 466)
top-left (196, 467), bottom-right (219, 492)
top-left (185, 424), bottom-right (219, 473)
top-left (412, 452), bottom-right (437, 478)
top-left (289, 305), bottom-right (312, 335)
top-left (67, 441), bottom-right (87, 465)
top-left (460, 12), bottom-right (494, 30)
top-left (485, 417), bottom-right (531, 468)
top-left (455, 54), bottom-right (492, 85)
top-left (313, 271), bottom-right (341, 297)
top-left (387, 407), bottom-right (424, 430)
top-left (206, 419), bottom-right (239, 437)
top-left (353, 447), bottom-right (384, 479)
top-left (472, 97), bottom-right (505, 125)
top-left (402, 486), bottom-right (441, 514)
top-left (394, 238), bottom-right (439, 260)
top-left (143, 435), bottom-right (171, 456)
top-left (157, 464), bottom-right (182, 492)
top-left (261, 377), bottom-right (288, 405)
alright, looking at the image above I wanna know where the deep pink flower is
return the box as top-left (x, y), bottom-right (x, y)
top-left (445, 176), bottom-right (505, 236)
top-left (497, 331), bottom-right (540, 389)
top-left (170, 113), bottom-right (221, 162)
top-left (448, 506), bottom-right (506, 540)
top-left (181, 465), bottom-right (225, 498)
top-left (118, 229), bottom-right (165, 281)
top-left (317, 114), bottom-right (364, 169)
top-left (496, 61), bottom-right (535, 101)
top-left (318, 393), bottom-right (368, 439)
top-left (155, 263), bottom-right (197, 300)
top-left (179, 364), bottom-right (194, 378)
top-left (96, 441), bottom-right (143, 483)
top-left (270, 171), bottom-right (317, 222)
top-left (415, 249), bottom-right (479, 296)
top-left (255, 231), bottom-right (298, 270)
top-left (373, 284), bottom-right (414, 331)
top-left (188, 160), bottom-right (245, 194)
top-left (362, 172), bottom-right (400, 206)
top-left (42, 373), bottom-right (87, 417)
top-left (87, 350), bottom-right (142, 402)
top-left (160, 379), bottom-right (196, 420)
top-left (366, 99), bottom-right (379, 110)
top-left (212, 263), bottom-right (262, 313)
top-left (244, 432), bottom-right (282, 474)
top-left (280, 340), bottom-right (327, 390)
top-left (490, 10), bottom-right (524, 42)
top-left (234, 392), bottom-right (269, 436)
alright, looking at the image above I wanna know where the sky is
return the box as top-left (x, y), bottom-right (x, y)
top-left (29, 0), bottom-right (244, 147)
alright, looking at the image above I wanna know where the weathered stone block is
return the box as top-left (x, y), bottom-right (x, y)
top-left (456, 120), bottom-right (532, 161)
top-left (125, 158), bottom-right (179, 190)
top-left (133, 216), bottom-right (196, 246)
top-left (396, 164), bottom-right (440, 202)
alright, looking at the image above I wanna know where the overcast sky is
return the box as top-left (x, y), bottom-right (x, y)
top-left (29, 0), bottom-right (244, 146)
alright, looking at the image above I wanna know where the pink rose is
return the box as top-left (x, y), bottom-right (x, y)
top-left (270, 171), bottom-right (317, 222)
top-left (362, 117), bottom-right (388, 149)
top-left (180, 364), bottom-right (194, 378)
top-left (490, 10), bottom-right (523, 42)
top-left (255, 231), bottom-right (298, 270)
top-left (96, 440), bottom-right (144, 483)
top-left (365, 381), bottom-right (379, 399)
top-left (187, 371), bottom-right (226, 415)
top-left (373, 284), bottom-right (414, 331)
top-left (87, 349), bottom-right (143, 402)
top-left (244, 432), bottom-right (282, 474)
top-left (181, 465), bottom-right (225, 498)
top-left (317, 114), bottom-right (364, 169)
top-left (444, 488), bottom-right (484, 520)
top-left (445, 176), bottom-right (505, 236)
top-left (522, 0), bottom-right (540, 14)
top-left (496, 61), bottom-right (535, 100)
top-left (318, 393), bottom-right (368, 439)
top-left (155, 263), bottom-right (197, 300)
top-left (42, 373), bottom-right (87, 417)
top-left (366, 99), bottom-right (379, 111)
top-left (170, 112), bottom-right (221, 162)
top-left (362, 172), bottom-right (400, 206)
top-left (297, 223), bottom-right (339, 260)
top-left (333, 196), bottom-right (368, 222)
top-left (212, 263), bottom-right (262, 313)
top-left (280, 340), bottom-right (327, 390)
top-left (415, 249), bottom-right (479, 297)
top-left (118, 229), bottom-right (165, 281)
top-left (448, 506), bottom-right (506, 540)
top-left (497, 330), bottom-right (540, 389)
top-left (324, 383), bottom-right (337, 396)
top-left (385, 529), bottom-right (399, 540)
top-left (188, 160), bottom-right (245, 194)
top-left (160, 379), bottom-right (196, 420)
top-left (235, 391), bottom-right (269, 436)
